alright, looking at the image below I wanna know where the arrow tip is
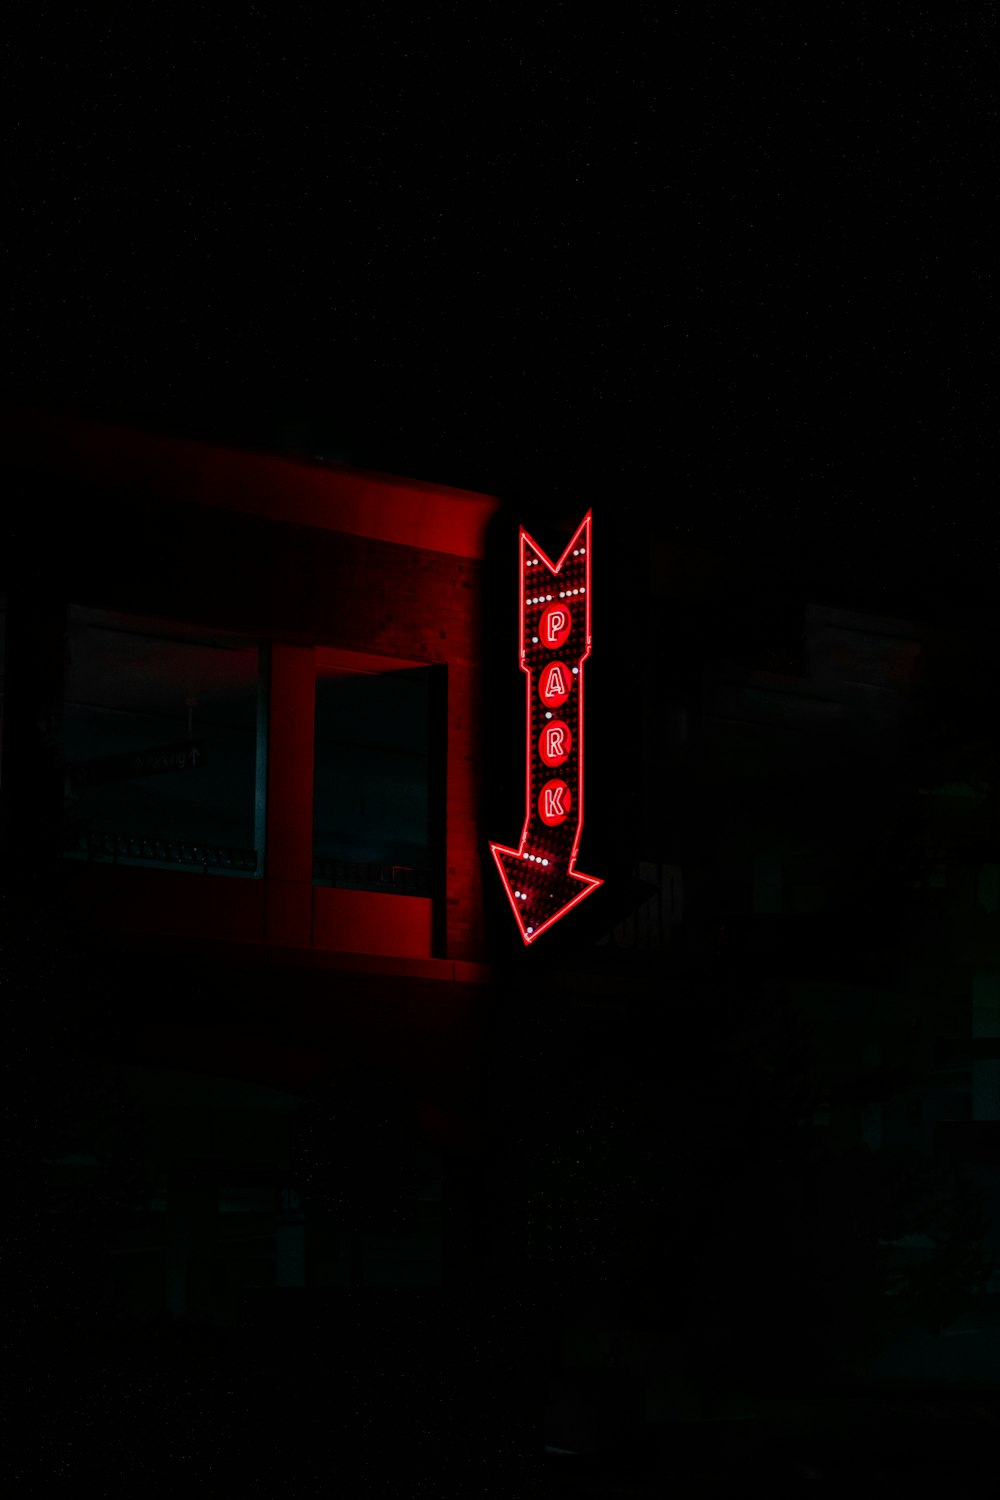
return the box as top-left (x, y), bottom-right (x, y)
top-left (490, 843), bottom-right (602, 944)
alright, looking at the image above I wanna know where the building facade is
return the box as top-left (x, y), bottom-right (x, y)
top-left (2, 409), bottom-right (997, 1420)
top-left (2, 408), bottom-right (506, 1320)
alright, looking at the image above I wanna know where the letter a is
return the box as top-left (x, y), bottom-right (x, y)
top-left (543, 665), bottom-right (566, 700)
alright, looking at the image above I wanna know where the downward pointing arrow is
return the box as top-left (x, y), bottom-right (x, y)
top-left (489, 844), bottom-right (603, 945)
top-left (489, 512), bottom-right (602, 944)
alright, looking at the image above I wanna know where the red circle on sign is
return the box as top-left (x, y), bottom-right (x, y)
top-left (538, 602), bottom-right (573, 651)
top-left (538, 719), bottom-right (572, 767)
top-left (538, 661), bottom-right (571, 708)
top-left (538, 778), bottom-right (571, 826)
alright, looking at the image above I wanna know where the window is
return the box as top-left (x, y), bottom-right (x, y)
top-left (63, 606), bottom-right (263, 875)
top-left (313, 665), bottom-right (436, 895)
top-left (752, 850), bottom-right (783, 914)
top-left (972, 973), bottom-right (1000, 1125)
top-left (979, 865), bottom-right (1000, 915)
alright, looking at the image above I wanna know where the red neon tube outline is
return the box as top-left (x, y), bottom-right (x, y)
top-left (489, 511), bottom-right (602, 944)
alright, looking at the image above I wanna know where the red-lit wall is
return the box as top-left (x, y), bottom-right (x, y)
top-left (261, 544), bottom-right (490, 962)
top-left (4, 410), bottom-right (500, 967)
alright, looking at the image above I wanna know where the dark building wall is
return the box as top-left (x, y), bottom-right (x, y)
top-left (4, 413), bottom-right (998, 1407)
top-left (1, 414), bottom-right (502, 1331)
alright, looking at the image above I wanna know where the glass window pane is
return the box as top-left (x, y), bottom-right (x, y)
top-left (313, 667), bottom-right (431, 893)
top-left (63, 606), bottom-right (261, 875)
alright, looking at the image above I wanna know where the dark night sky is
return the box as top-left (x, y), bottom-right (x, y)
top-left (5, 7), bottom-right (995, 600)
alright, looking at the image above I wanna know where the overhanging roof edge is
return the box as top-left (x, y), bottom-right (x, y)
top-left (1, 407), bottom-right (502, 561)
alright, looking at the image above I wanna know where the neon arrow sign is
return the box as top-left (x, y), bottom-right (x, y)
top-left (489, 511), bottom-right (602, 943)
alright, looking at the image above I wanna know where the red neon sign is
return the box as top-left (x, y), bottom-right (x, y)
top-left (489, 511), bottom-right (602, 943)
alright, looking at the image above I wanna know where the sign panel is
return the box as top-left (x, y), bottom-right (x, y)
top-left (65, 738), bottom-right (207, 791)
top-left (489, 512), bottom-right (602, 943)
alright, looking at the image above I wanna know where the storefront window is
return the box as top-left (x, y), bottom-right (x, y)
top-left (313, 666), bottom-right (434, 894)
top-left (63, 606), bottom-right (262, 875)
